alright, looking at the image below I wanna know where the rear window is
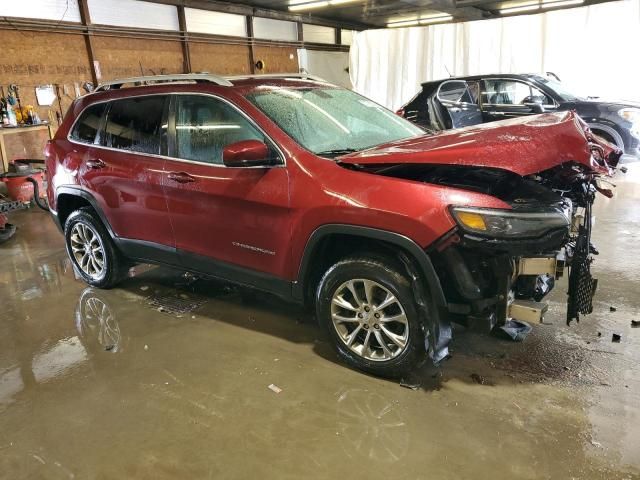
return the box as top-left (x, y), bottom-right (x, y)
top-left (70, 103), bottom-right (107, 144)
top-left (102, 96), bottom-right (167, 155)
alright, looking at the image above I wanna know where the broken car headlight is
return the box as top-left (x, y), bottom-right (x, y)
top-left (450, 206), bottom-right (570, 239)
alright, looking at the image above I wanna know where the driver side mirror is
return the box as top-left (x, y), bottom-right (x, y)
top-left (524, 97), bottom-right (545, 114)
top-left (222, 140), bottom-right (274, 167)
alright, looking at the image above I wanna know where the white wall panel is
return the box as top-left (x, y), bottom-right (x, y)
top-left (341, 29), bottom-right (355, 46)
top-left (0, 0), bottom-right (81, 22)
top-left (185, 8), bottom-right (246, 37)
top-left (303, 24), bottom-right (335, 44)
top-left (253, 17), bottom-right (297, 41)
top-left (87, 0), bottom-right (179, 30)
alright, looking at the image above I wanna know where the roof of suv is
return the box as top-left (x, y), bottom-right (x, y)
top-left (421, 73), bottom-right (548, 86)
top-left (92, 73), bottom-right (331, 94)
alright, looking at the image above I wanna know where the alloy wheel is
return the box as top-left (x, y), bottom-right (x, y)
top-left (70, 222), bottom-right (106, 280)
top-left (330, 278), bottom-right (409, 362)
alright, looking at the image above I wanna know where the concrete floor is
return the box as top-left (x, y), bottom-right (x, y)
top-left (1, 166), bottom-right (639, 480)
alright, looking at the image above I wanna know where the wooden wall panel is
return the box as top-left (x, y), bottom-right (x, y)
top-left (189, 43), bottom-right (251, 75)
top-left (0, 30), bottom-right (92, 125)
top-left (92, 36), bottom-right (183, 80)
top-left (253, 46), bottom-right (298, 74)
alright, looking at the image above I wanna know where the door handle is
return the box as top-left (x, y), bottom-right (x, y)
top-left (86, 158), bottom-right (106, 169)
top-left (167, 171), bottom-right (196, 184)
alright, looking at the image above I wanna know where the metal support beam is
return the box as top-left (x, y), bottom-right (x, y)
top-left (177, 5), bottom-right (192, 73)
top-left (77, 0), bottom-right (99, 86)
top-left (246, 16), bottom-right (255, 74)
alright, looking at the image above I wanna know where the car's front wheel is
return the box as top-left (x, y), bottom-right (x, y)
top-left (64, 208), bottom-right (127, 289)
top-left (316, 255), bottom-right (426, 378)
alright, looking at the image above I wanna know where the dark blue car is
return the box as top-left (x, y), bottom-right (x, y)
top-left (400, 73), bottom-right (640, 161)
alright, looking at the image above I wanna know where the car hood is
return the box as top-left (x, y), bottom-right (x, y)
top-left (338, 111), bottom-right (617, 176)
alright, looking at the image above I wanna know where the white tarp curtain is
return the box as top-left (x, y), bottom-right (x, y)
top-left (350, 0), bottom-right (640, 111)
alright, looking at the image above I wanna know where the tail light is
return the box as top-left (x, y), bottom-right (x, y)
top-left (395, 108), bottom-right (405, 117)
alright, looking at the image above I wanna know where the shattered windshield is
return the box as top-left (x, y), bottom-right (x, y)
top-left (245, 86), bottom-right (423, 157)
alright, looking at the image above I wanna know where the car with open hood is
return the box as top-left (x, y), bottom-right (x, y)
top-left (399, 73), bottom-right (640, 161)
top-left (45, 73), bottom-right (622, 377)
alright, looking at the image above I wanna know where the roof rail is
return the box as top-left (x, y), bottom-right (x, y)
top-left (94, 73), bottom-right (233, 92)
top-left (225, 73), bottom-right (327, 83)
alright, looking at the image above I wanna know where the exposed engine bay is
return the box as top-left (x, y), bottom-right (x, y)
top-left (338, 111), bottom-right (624, 361)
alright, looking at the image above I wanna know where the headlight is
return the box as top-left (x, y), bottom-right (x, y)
top-left (450, 206), bottom-right (570, 239)
top-left (618, 108), bottom-right (640, 123)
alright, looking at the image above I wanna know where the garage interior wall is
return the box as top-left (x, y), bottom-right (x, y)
top-left (0, 0), bottom-right (351, 133)
top-left (350, 0), bottom-right (640, 110)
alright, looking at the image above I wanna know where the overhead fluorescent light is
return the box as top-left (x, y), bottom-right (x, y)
top-left (386, 19), bottom-right (420, 28)
top-left (289, 1), bottom-right (329, 10)
top-left (387, 14), bottom-right (453, 28)
top-left (420, 14), bottom-right (453, 24)
top-left (541, 0), bottom-right (584, 7)
top-left (499, 3), bottom-right (541, 13)
top-left (288, 0), bottom-right (360, 11)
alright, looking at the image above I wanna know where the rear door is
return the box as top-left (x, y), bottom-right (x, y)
top-left (162, 94), bottom-right (291, 286)
top-left (78, 95), bottom-right (175, 255)
top-left (481, 78), bottom-right (556, 122)
top-left (434, 80), bottom-right (483, 129)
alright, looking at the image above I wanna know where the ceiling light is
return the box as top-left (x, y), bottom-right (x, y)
top-left (289, 1), bottom-right (329, 10)
top-left (541, 0), bottom-right (584, 7)
top-left (386, 19), bottom-right (420, 27)
top-left (420, 14), bottom-right (453, 24)
top-left (387, 14), bottom-right (453, 28)
top-left (288, 0), bottom-right (360, 11)
top-left (499, 3), bottom-right (541, 13)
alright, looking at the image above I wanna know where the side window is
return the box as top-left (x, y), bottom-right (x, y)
top-left (528, 85), bottom-right (555, 107)
top-left (175, 96), bottom-right (267, 165)
top-left (70, 103), bottom-right (107, 144)
top-left (483, 80), bottom-right (531, 105)
top-left (102, 96), bottom-right (167, 155)
top-left (437, 80), bottom-right (475, 104)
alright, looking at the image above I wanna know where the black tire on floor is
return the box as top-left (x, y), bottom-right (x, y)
top-left (64, 207), bottom-right (127, 289)
top-left (316, 255), bottom-right (426, 378)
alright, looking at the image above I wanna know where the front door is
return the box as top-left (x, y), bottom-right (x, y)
top-left (162, 94), bottom-right (291, 291)
top-left (435, 80), bottom-right (483, 129)
top-left (481, 78), bottom-right (556, 122)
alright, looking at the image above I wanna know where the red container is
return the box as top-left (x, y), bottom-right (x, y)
top-left (1, 172), bottom-right (44, 203)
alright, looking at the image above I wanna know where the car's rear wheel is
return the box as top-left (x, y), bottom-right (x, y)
top-left (316, 255), bottom-right (426, 378)
top-left (64, 208), bottom-right (127, 289)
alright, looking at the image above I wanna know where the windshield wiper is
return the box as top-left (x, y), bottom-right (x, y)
top-left (316, 148), bottom-right (358, 158)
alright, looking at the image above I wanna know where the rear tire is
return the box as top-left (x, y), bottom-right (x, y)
top-left (316, 255), bottom-right (426, 378)
top-left (64, 208), bottom-right (127, 289)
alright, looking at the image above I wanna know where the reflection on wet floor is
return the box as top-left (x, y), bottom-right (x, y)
top-left (1, 166), bottom-right (639, 479)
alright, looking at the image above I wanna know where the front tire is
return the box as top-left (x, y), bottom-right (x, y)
top-left (316, 255), bottom-right (426, 378)
top-left (64, 208), bottom-right (127, 289)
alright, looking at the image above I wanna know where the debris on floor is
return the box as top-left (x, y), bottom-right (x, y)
top-left (268, 384), bottom-right (283, 394)
top-left (493, 319), bottom-right (532, 342)
top-left (144, 345), bottom-right (149, 351)
top-left (140, 285), bottom-right (149, 291)
top-left (609, 306), bottom-right (617, 312)
top-left (399, 380), bottom-right (420, 391)
top-left (470, 373), bottom-right (487, 385)
top-left (612, 333), bottom-right (621, 343)
top-left (631, 320), bottom-right (640, 328)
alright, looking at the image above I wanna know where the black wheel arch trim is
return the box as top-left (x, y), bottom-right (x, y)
top-left (55, 186), bottom-right (117, 237)
top-left (294, 224), bottom-right (447, 307)
top-left (295, 224), bottom-right (451, 363)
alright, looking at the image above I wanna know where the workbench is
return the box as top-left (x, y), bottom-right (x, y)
top-left (0, 124), bottom-right (53, 174)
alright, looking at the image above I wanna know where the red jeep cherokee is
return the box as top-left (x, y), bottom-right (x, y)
top-left (45, 73), bottom-right (621, 377)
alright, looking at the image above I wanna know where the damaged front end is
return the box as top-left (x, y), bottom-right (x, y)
top-left (338, 111), bottom-right (623, 362)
